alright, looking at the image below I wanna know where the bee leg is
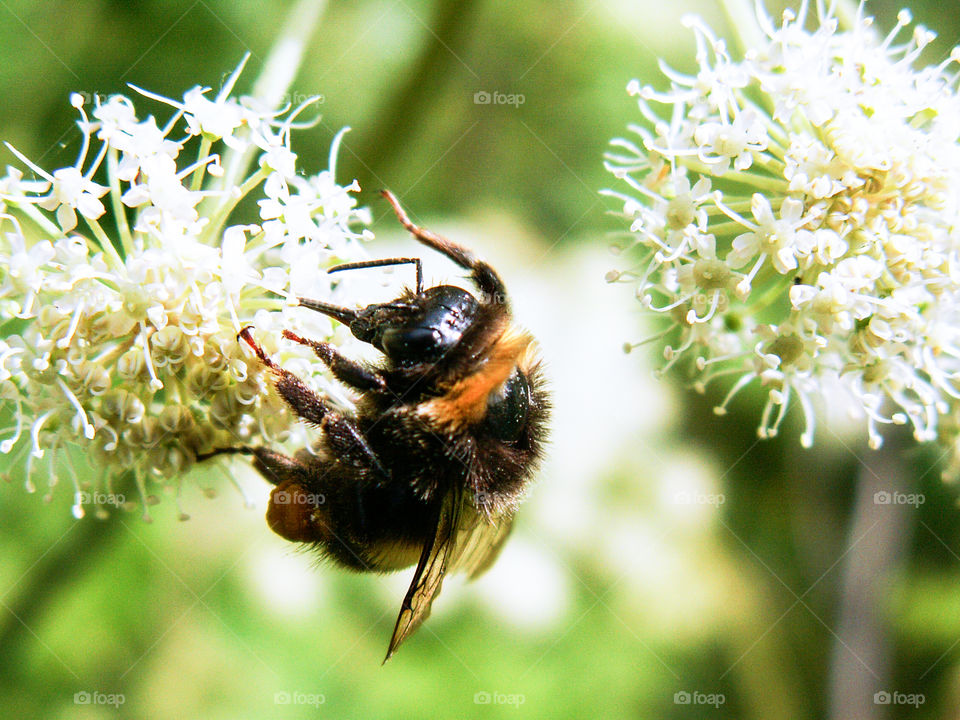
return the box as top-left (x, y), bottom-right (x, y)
top-left (268, 373), bottom-right (387, 478)
top-left (195, 445), bottom-right (307, 487)
top-left (240, 327), bottom-right (389, 481)
top-left (380, 189), bottom-right (507, 304)
top-left (320, 413), bottom-right (389, 480)
top-left (194, 446), bottom-right (254, 463)
top-left (282, 330), bottom-right (386, 392)
top-left (240, 326), bottom-right (330, 426)
top-left (241, 452), bottom-right (332, 544)
top-left (248, 447), bottom-right (311, 487)
top-left (196, 443), bottom-right (331, 543)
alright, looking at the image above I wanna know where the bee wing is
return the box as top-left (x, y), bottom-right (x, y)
top-left (384, 489), bottom-right (516, 661)
top-left (449, 506), bottom-right (515, 580)
top-left (384, 487), bottom-right (462, 662)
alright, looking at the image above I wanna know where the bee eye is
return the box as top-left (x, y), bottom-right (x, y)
top-left (381, 327), bottom-right (444, 362)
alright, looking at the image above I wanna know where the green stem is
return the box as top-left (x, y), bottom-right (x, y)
top-left (202, 166), bottom-right (271, 243)
top-left (190, 137), bottom-right (214, 192)
top-left (706, 220), bottom-right (750, 237)
top-left (106, 149), bottom-right (134, 257)
top-left (350, 0), bottom-right (485, 185)
top-left (235, 296), bottom-right (285, 312)
top-left (721, 170), bottom-right (789, 193)
top-left (718, 0), bottom-right (765, 58)
top-left (214, 0), bottom-right (329, 201)
top-left (832, 0), bottom-right (861, 33)
top-left (680, 157), bottom-right (790, 193)
top-left (10, 202), bottom-right (63, 239)
top-left (84, 217), bottom-right (126, 273)
top-left (745, 265), bottom-right (793, 317)
top-left (91, 335), bottom-right (136, 366)
top-left (827, 429), bottom-right (914, 719)
top-left (751, 151), bottom-right (786, 176)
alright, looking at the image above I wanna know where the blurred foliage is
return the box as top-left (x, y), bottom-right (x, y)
top-left (3, 1), bottom-right (960, 719)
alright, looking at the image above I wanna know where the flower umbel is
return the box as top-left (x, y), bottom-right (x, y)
top-left (0, 57), bottom-right (371, 519)
top-left (605, 3), bottom-right (960, 465)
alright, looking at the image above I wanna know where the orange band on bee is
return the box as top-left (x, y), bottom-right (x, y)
top-left (421, 328), bottom-right (533, 427)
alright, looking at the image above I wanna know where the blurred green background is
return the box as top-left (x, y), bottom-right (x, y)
top-left (2, 0), bottom-right (960, 718)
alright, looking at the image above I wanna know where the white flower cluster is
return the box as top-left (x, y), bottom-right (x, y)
top-left (605, 2), bottom-right (960, 469)
top-left (0, 57), bottom-right (372, 519)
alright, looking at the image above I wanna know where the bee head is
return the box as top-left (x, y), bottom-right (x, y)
top-left (301, 285), bottom-right (479, 366)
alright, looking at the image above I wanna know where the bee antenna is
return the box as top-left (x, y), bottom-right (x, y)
top-left (328, 257), bottom-right (423, 294)
top-left (297, 297), bottom-right (359, 325)
top-left (380, 189), bottom-right (507, 305)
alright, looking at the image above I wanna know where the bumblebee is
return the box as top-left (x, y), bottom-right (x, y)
top-left (207, 191), bottom-right (549, 660)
